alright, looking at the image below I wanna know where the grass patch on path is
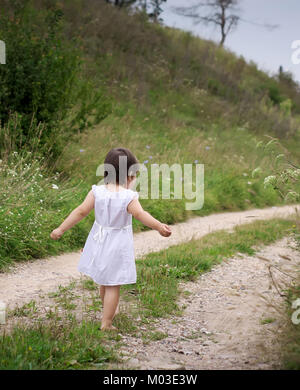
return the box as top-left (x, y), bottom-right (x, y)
top-left (0, 320), bottom-right (117, 370)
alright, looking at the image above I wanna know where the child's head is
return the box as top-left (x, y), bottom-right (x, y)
top-left (104, 147), bottom-right (139, 187)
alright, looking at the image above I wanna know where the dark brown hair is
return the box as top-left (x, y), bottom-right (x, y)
top-left (103, 147), bottom-right (139, 185)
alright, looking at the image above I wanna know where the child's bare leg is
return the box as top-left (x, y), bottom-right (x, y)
top-left (101, 285), bottom-right (120, 330)
top-left (99, 285), bottom-right (119, 318)
top-left (99, 285), bottom-right (105, 304)
top-left (113, 302), bottom-right (120, 317)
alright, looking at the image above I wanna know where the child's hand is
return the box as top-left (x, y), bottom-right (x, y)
top-left (50, 228), bottom-right (63, 240)
top-left (158, 223), bottom-right (172, 237)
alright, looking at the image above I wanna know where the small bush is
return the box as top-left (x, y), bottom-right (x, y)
top-left (0, 4), bottom-right (80, 131)
top-left (0, 1), bottom-right (112, 159)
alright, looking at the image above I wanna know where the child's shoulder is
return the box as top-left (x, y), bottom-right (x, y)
top-left (91, 184), bottom-right (104, 196)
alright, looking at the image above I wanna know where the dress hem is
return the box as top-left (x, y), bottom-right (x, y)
top-left (78, 269), bottom-right (136, 286)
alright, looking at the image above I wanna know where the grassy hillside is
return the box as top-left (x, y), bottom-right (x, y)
top-left (0, 0), bottom-right (300, 269)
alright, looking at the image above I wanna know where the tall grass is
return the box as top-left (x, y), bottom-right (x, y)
top-left (0, 319), bottom-right (117, 369)
top-left (0, 117), bottom-right (96, 270)
top-left (283, 284), bottom-right (300, 369)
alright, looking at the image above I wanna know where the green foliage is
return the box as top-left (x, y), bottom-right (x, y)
top-left (0, 319), bottom-right (116, 369)
top-left (207, 78), bottom-right (227, 97)
top-left (280, 98), bottom-right (292, 117)
top-left (256, 137), bottom-right (300, 203)
top-left (0, 4), bottom-right (80, 129)
top-left (211, 171), bottom-right (248, 210)
top-left (265, 81), bottom-right (284, 105)
top-left (70, 80), bottom-right (113, 132)
top-left (0, 149), bottom-right (94, 271)
top-left (255, 136), bottom-right (300, 279)
top-left (0, 1), bottom-right (112, 159)
top-left (283, 282), bottom-right (300, 370)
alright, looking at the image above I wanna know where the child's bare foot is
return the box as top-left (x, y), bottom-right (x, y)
top-left (100, 318), bottom-right (117, 331)
top-left (101, 324), bottom-right (117, 331)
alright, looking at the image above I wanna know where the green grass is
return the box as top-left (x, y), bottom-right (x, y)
top-left (8, 300), bottom-right (38, 318)
top-left (260, 318), bottom-right (276, 325)
top-left (0, 149), bottom-right (97, 271)
top-left (142, 331), bottom-right (168, 344)
top-left (0, 319), bottom-right (117, 370)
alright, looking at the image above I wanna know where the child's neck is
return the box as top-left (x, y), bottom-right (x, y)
top-left (105, 183), bottom-right (128, 192)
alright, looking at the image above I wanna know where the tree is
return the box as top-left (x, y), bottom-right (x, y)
top-left (173, 0), bottom-right (279, 47)
top-left (174, 0), bottom-right (241, 46)
top-left (104, 0), bottom-right (167, 22)
top-left (135, 0), bottom-right (167, 22)
top-left (148, 0), bottom-right (167, 22)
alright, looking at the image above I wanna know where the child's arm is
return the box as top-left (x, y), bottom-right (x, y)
top-left (50, 190), bottom-right (95, 240)
top-left (127, 199), bottom-right (172, 237)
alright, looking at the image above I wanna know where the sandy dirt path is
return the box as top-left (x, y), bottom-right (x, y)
top-left (0, 204), bottom-right (299, 309)
top-left (117, 235), bottom-right (300, 370)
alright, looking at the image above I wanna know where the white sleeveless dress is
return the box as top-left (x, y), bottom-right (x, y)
top-left (77, 184), bottom-right (139, 286)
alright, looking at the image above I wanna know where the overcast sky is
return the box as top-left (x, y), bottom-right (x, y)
top-left (161, 0), bottom-right (300, 82)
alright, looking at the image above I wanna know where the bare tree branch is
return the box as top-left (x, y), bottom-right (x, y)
top-left (173, 0), bottom-right (241, 46)
top-left (239, 17), bottom-right (279, 31)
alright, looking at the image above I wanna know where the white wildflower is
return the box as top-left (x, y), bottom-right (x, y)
top-left (275, 154), bottom-right (285, 161)
top-left (285, 168), bottom-right (300, 179)
top-left (285, 191), bottom-right (299, 202)
top-left (251, 167), bottom-right (262, 178)
top-left (263, 175), bottom-right (277, 189)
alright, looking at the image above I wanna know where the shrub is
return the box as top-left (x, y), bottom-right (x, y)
top-left (0, 1), bottom-right (112, 159)
top-left (0, 3), bottom-right (80, 129)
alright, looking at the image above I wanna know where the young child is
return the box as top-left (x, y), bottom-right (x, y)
top-left (50, 147), bottom-right (172, 330)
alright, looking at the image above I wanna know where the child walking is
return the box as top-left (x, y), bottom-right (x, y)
top-left (50, 147), bottom-right (172, 330)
